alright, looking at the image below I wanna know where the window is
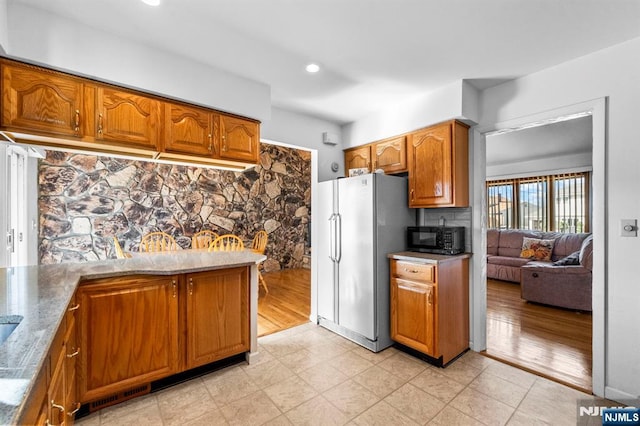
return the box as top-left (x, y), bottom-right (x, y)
top-left (486, 172), bottom-right (590, 233)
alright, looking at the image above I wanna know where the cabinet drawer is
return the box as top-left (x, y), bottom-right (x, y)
top-left (392, 260), bottom-right (435, 283)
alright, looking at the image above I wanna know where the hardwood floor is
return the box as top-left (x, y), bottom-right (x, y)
top-left (484, 278), bottom-right (592, 393)
top-left (258, 268), bottom-right (311, 337)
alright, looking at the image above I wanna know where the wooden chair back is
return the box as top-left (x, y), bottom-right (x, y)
top-left (251, 231), bottom-right (269, 293)
top-left (139, 232), bottom-right (178, 252)
top-left (208, 234), bottom-right (245, 252)
top-left (192, 230), bottom-right (219, 249)
top-left (251, 230), bottom-right (268, 254)
top-left (113, 237), bottom-right (131, 259)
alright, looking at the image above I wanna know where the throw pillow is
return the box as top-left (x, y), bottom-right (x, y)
top-left (520, 237), bottom-right (555, 261)
top-left (553, 250), bottom-right (581, 266)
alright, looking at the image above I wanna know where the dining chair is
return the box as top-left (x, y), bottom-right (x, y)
top-left (139, 231), bottom-right (178, 252)
top-left (113, 237), bottom-right (132, 259)
top-left (251, 230), bottom-right (269, 293)
top-left (191, 230), bottom-right (219, 249)
top-left (208, 234), bottom-right (244, 252)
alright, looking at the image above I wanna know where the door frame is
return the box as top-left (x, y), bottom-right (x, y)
top-left (469, 98), bottom-right (606, 397)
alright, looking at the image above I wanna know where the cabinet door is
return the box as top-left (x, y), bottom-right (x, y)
top-left (185, 268), bottom-right (249, 369)
top-left (373, 136), bottom-right (406, 173)
top-left (390, 277), bottom-right (436, 356)
top-left (408, 123), bottom-right (453, 207)
top-left (48, 349), bottom-right (67, 426)
top-left (94, 86), bottom-right (161, 149)
top-left (219, 115), bottom-right (259, 163)
top-left (65, 299), bottom-right (81, 423)
top-left (78, 275), bottom-right (179, 402)
top-left (344, 145), bottom-right (371, 176)
top-left (1, 62), bottom-right (83, 137)
top-left (164, 102), bottom-right (214, 156)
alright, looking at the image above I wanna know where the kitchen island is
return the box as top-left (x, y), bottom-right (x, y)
top-left (0, 249), bottom-right (265, 425)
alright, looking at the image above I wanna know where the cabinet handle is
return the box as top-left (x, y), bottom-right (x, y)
top-left (189, 277), bottom-right (194, 296)
top-left (208, 134), bottom-right (213, 152)
top-left (403, 268), bottom-right (420, 274)
top-left (410, 189), bottom-right (414, 201)
top-left (74, 110), bottom-right (80, 135)
top-left (222, 134), bottom-right (227, 151)
top-left (68, 402), bottom-right (81, 417)
top-left (68, 303), bottom-right (80, 312)
top-left (428, 289), bottom-right (433, 305)
top-left (97, 113), bottom-right (103, 136)
top-left (51, 400), bottom-right (65, 413)
top-left (172, 280), bottom-right (177, 298)
top-left (67, 348), bottom-right (79, 358)
top-left (374, 160), bottom-right (378, 170)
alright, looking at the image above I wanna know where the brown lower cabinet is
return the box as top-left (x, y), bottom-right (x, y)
top-left (390, 257), bottom-right (469, 366)
top-left (77, 267), bottom-right (249, 406)
top-left (20, 297), bottom-right (81, 425)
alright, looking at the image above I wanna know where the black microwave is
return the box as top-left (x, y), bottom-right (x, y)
top-left (407, 226), bottom-right (465, 255)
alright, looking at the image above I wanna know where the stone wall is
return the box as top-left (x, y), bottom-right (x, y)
top-left (38, 144), bottom-right (311, 270)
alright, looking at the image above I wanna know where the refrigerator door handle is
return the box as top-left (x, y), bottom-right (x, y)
top-left (328, 213), bottom-right (336, 262)
top-left (335, 213), bottom-right (342, 262)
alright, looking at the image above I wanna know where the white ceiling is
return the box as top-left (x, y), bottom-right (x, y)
top-left (14, 0), bottom-right (640, 124)
top-left (486, 116), bottom-right (592, 166)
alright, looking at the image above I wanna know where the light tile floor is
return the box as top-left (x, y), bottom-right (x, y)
top-left (76, 323), bottom-right (601, 425)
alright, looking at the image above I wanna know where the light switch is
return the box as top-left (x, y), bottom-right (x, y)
top-left (620, 219), bottom-right (638, 237)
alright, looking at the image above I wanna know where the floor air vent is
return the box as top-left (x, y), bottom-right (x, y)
top-left (89, 384), bottom-right (151, 412)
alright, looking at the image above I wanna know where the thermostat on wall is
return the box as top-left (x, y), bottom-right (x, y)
top-left (322, 132), bottom-right (340, 145)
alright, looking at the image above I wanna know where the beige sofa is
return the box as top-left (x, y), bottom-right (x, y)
top-left (487, 229), bottom-right (593, 311)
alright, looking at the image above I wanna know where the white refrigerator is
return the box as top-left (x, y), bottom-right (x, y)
top-left (316, 173), bottom-right (414, 352)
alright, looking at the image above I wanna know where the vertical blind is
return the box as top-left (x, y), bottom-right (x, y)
top-left (486, 172), bottom-right (589, 233)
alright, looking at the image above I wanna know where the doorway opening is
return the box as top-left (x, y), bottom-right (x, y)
top-left (483, 116), bottom-right (593, 392)
top-left (1, 142), bottom-right (40, 268)
top-left (471, 98), bottom-right (606, 397)
top-left (256, 140), bottom-right (314, 337)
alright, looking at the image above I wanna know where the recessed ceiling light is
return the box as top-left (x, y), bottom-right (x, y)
top-left (141, 0), bottom-right (160, 6)
top-left (305, 63), bottom-right (320, 73)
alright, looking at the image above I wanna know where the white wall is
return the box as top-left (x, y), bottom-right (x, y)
top-left (479, 36), bottom-right (640, 400)
top-left (0, 144), bottom-right (7, 267)
top-left (5, 3), bottom-right (270, 122)
top-left (262, 107), bottom-right (343, 182)
top-left (486, 152), bottom-right (592, 179)
top-left (0, 0), bottom-right (8, 54)
top-left (342, 80), bottom-right (479, 147)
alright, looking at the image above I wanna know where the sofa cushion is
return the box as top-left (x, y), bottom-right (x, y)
top-left (553, 250), bottom-right (581, 266)
top-left (520, 237), bottom-right (555, 261)
top-left (487, 255), bottom-right (531, 268)
top-left (543, 232), bottom-right (591, 261)
top-left (497, 229), bottom-right (540, 258)
top-left (579, 235), bottom-right (594, 270)
top-left (523, 261), bottom-right (591, 275)
top-left (487, 229), bottom-right (499, 255)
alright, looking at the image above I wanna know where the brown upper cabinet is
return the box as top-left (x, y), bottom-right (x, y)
top-left (408, 120), bottom-right (469, 208)
top-left (1, 62), bottom-right (84, 138)
top-left (344, 145), bottom-right (372, 176)
top-left (0, 58), bottom-right (260, 165)
top-left (164, 102), bottom-right (217, 157)
top-left (343, 135), bottom-right (407, 177)
top-left (219, 114), bottom-right (259, 163)
top-left (373, 135), bottom-right (407, 174)
top-left (91, 85), bottom-right (162, 149)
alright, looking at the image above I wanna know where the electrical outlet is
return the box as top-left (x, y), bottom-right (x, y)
top-left (620, 219), bottom-right (638, 237)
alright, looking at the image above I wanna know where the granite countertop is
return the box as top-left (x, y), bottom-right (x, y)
top-left (388, 251), bottom-right (472, 264)
top-left (0, 249), bottom-right (265, 425)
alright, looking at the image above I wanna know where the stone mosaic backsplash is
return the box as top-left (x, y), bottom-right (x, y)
top-left (38, 144), bottom-right (311, 271)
